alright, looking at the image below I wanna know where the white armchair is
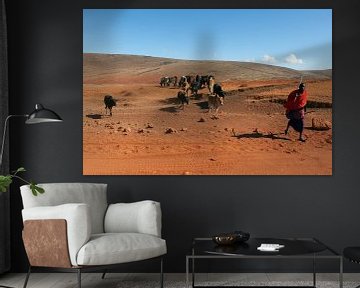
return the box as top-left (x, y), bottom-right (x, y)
top-left (20, 183), bottom-right (166, 288)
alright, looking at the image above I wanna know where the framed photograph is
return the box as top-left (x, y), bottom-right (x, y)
top-left (83, 9), bottom-right (332, 175)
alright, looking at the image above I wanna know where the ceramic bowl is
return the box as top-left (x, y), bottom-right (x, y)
top-left (212, 234), bottom-right (238, 245)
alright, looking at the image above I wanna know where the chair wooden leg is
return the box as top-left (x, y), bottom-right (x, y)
top-left (23, 266), bottom-right (31, 288)
top-left (77, 268), bottom-right (81, 288)
top-left (101, 270), bottom-right (107, 279)
top-left (160, 257), bottom-right (164, 288)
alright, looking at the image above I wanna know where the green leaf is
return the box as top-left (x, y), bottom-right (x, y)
top-left (30, 182), bottom-right (44, 196)
top-left (0, 167), bottom-right (45, 197)
top-left (11, 167), bottom-right (26, 175)
top-left (15, 167), bottom-right (26, 173)
top-left (0, 175), bottom-right (13, 192)
top-left (30, 182), bottom-right (38, 196)
top-left (35, 185), bottom-right (45, 194)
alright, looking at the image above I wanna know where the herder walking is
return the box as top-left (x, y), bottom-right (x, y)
top-left (284, 82), bottom-right (308, 142)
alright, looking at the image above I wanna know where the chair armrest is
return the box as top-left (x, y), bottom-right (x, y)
top-left (104, 200), bottom-right (162, 237)
top-left (23, 219), bottom-right (72, 268)
top-left (22, 203), bottom-right (91, 266)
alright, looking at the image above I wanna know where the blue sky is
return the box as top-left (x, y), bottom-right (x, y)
top-left (83, 9), bottom-right (332, 70)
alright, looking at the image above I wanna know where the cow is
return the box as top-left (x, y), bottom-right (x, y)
top-left (177, 90), bottom-right (189, 109)
top-left (182, 80), bottom-right (191, 96)
top-left (190, 80), bottom-right (201, 96)
top-left (199, 75), bottom-right (208, 88)
top-left (185, 75), bottom-right (195, 85)
top-left (208, 76), bottom-right (215, 93)
top-left (208, 94), bottom-right (224, 114)
top-left (104, 95), bottom-right (116, 116)
top-left (196, 75), bottom-right (210, 89)
top-left (160, 77), bottom-right (170, 87)
top-left (213, 83), bottom-right (225, 98)
top-left (177, 76), bottom-right (190, 94)
top-left (178, 76), bottom-right (186, 87)
top-left (169, 76), bottom-right (178, 87)
top-left (200, 75), bottom-right (213, 88)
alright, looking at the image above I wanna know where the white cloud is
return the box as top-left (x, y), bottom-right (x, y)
top-left (262, 54), bottom-right (276, 64)
top-left (285, 54), bottom-right (303, 65)
top-left (243, 58), bottom-right (255, 63)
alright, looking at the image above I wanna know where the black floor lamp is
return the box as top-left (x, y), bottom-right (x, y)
top-left (0, 103), bottom-right (63, 167)
top-left (0, 103), bottom-right (62, 288)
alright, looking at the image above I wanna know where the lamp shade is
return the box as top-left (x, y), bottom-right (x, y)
top-left (25, 104), bottom-right (63, 124)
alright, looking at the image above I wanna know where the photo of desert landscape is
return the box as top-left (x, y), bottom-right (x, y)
top-left (83, 9), bottom-right (332, 175)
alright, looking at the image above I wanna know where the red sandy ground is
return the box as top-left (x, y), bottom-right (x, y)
top-left (83, 79), bottom-right (332, 175)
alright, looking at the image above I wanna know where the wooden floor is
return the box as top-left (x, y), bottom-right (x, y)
top-left (0, 273), bottom-right (359, 288)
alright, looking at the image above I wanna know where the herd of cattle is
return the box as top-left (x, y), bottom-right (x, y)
top-left (160, 74), bottom-right (225, 112)
top-left (160, 75), bottom-right (217, 94)
top-left (160, 75), bottom-right (212, 89)
top-left (102, 74), bottom-right (226, 116)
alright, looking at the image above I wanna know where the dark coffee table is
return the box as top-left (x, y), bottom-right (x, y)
top-left (186, 237), bottom-right (342, 288)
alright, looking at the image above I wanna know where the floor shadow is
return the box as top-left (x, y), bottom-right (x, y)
top-left (86, 114), bottom-right (103, 119)
top-left (233, 131), bottom-right (291, 141)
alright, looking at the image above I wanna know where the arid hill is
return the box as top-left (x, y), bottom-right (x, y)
top-left (303, 69), bottom-right (332, 78)
top-left (83, 53), bottom-right (332, 85)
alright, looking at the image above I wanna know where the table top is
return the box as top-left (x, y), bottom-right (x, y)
top-left (190, 237), bottom-right (340, 258)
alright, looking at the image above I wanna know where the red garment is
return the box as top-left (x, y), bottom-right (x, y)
top-left (284, 89), bottom-right (308, 112)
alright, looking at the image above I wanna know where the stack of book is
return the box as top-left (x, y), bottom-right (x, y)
top-left (257, 243), bottom-right (285, 252)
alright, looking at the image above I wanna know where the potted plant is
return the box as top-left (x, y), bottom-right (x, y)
top-left (0, 167), bottom-right (44, 196)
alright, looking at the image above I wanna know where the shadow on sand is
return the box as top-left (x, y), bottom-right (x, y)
top-left (191, 93), bottom-right (205, 101)
top-left (159, 97), bottom-right (179, 105)
top-left (195, 101), bottom-right (209, 110)
top-left (304, 126), bottom-right (331, 131)
top-left (86, 114), bottom-right (103, 119)
top-left (159, 106), bottom-right (181, 113)
top-left (233, 131), bottom-right (291, 141)
top-left (159, 96), bottom-right (186, 113)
